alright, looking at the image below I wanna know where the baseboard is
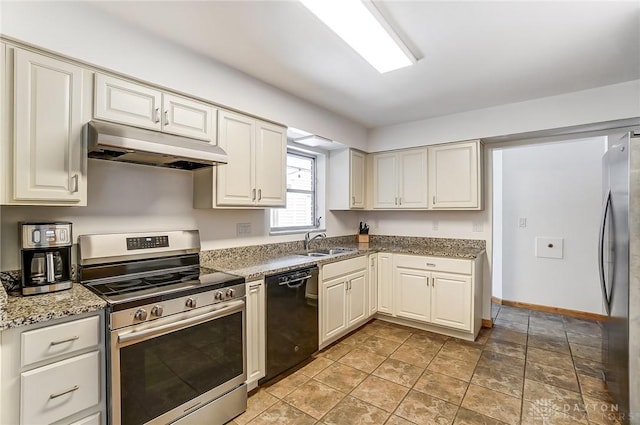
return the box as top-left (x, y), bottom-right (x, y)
top-left (481, 319), bottom-right (493, 328)
top-left (500, 299), bottom-right (607, 321)
top-left (491, 296), bottom-right (503, 305)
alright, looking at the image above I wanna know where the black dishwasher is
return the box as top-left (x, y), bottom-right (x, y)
top-left (261, 266), bottom-right (319, 383)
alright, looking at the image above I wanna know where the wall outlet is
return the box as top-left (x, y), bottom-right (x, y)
top-left (519, 217), bottom-right (527, 228)
top-left (236, 223), bottom-right (252, 236)
top-left (472, 222), bottom-right (483, 232)
top-left (535, 237), bottom-right (563, 259)
top-left (432, 220), bottom-right (439, 231)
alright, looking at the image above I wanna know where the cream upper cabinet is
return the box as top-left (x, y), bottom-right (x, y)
top-left (94, 73), bottom-right (216, 141)
top-left (428, 140), bottom-right (482, 210)
top-left (328, 148), bottom-right (366, 210)
top-left (200, 110), bottom-right (286, 208)
top-left (372, 148), bottom-right (427, 209)
top-left (246, 279), bottom-right (266, 390)
top-left (2, 47), bottom-right (88, 205)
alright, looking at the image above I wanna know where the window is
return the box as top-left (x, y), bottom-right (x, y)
top-left (271, 151), bottom-right (317, 232)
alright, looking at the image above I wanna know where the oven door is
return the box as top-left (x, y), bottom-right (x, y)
top-left (110, 299), bottom-right (246, 425)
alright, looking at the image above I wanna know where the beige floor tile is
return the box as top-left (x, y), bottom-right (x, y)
top-left (297, 356), bottom-right (334, 377)
top-left (283, 380), bottom-right (345, 419)
top-left (427, 352), bottom-right (477, 382)
top-left (360, 335), bottom-right (402, 357)
top-left (453, 407), bottom-right (508, 425)
top-left (351, 375), bottom-right (410, 412)
top-left (460, 384), bottom-right (521, 424)
top-left (246, 400), bottom-right (316, 425)
top-left (341, 330), bottom-right (372, 346)
top-left (234, 390), bottom-right (280, 425)
top-left (370, 324), bottom-right (414, 344)
top-left (264, 370), bottom-right (311, 399)
top-left (522, 378), bottom-right (586, 422)
top-left (470, 364), bottom-right (523, 398)
top-left (384, 415), bottom-right (415, 425)
top-left (372, 358), bottom-right (423, 387)
top-left (439, 339), bottom-right (483, 363)
top-left (526, 346), bottom-right (574, 369)
top-left (527, 325), bottom-right (566, 339)
top-left (390, 342), bottom-right (438, 368)
top-left (521, 400), bottom-right (587, 425)
top-left (570, 342), bottom-right (603, 362)
top-left (314, 362), bottom-right (368, 393)
top-left (395, 390), bottom-right (458, 425)
top-left (413, 369), bottom-right (469, 404)
top-left (525, 360), bottom-right (580, 392)
top-left (322, 395), bottom-right (390, 425)
top-left (483, 339), bottom-right (526, 359)
top-left (403, 330), bottom-right (449, 349)
top-left (583, 395), bottom-right (623, 425)
top-left (566, 331), bottom-right (603, 348)
top-left (474, 327), bottom-right (492, 345)
top-left (488, 327), bottom-right (528, 345)
top-left (319, 341), bottom-right (354, 361)
top-left (338, 348), bottom-right (387, 373)
top-left (573, 356), bottom-right (605, 379)
top-left (477, 350), bottom-right (525, 377)
top-left (527, 334), bottom-right (570, 354)
top-left (493, 319), bottom-right (529, 333)
top-left (578, 373), bottom-right (612, 402)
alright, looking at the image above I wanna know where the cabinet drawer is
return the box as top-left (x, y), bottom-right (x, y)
top-left (322, 256), bottom-right (367, 281)
top-left (21, 351), bottom-right (100, 425)
top-left (21, 316), bottom-right (100, 367)
top-left (394, 254), bottom-right (472, 275)
top-left (70, 412), bottom-right (101, 425)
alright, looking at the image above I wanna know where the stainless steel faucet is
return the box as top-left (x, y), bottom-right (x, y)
top-left (304, 231), bottom-right (326, 250)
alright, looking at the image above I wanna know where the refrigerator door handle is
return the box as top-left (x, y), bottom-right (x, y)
top-left (599, 189), bottom-right (612, 315)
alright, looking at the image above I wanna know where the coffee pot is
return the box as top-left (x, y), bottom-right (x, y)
top-left (20, 222), bottom-right (72, 295)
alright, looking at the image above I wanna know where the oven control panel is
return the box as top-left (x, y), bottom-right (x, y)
top-left (126, 235), bottom-right (169, 250)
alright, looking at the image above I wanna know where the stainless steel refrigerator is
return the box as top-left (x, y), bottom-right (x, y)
top-left (600, 131), bottom-right (640, 425)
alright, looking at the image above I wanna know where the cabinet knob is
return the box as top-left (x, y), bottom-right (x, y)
top-left (164, 110), bottom-right (169, 126)
top-left (426, 263), bottom-right (436, 267)
top-left (71, 174), bottom-right (79, 193)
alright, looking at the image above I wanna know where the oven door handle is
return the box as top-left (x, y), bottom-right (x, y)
top-left (118, 299), bottom-right (244, 345)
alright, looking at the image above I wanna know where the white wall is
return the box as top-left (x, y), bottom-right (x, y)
top-left (368, 79), bottom-right (640, 152)
top-left (499, 137), bottom-right (606, 314)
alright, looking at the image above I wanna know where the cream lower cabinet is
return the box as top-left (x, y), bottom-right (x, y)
top-left (0, 311), bottom-right (106, 425)
top-left (378, 253), bottom-right (483, 341)
top-left (246, 279), bottom-right (265, 390)
top-left (320, 256), bottom-right (368, 347)
top-left (1, 45), bottom-right (89, 205)
top-left (193, 109), bottom-right (286, 208)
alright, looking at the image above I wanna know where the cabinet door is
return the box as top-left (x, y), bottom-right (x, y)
top-left (246, 280), bottom-right (265, 384)
top-left (346, 272), bottom-right (367, 327)
top-left (398, 149), bottom-right (428, 208)
top-left (13, 49), bottom-right (85, 202)
top-left (372, 153), bottom-right (398, 208)
top-left (321, 278), bottom-right (347, 342)
top-left (369, 255), bottom-right (378, 316)
top-left (162, 93), bottom-right (216, 141)
top-left (94, 73), bottom-right (161, 130)
top-left (377, 253), bottom-right (394, 314)
top-left (350, 150), bottom-right (365, 208)
top-left (430, 272), bottom-right (472, 331)
top-left (255, 120), bottom-right (286, 207)
top-left (216, 110), bottom-right (255, 206)
top-left (428, 141), bottom-right (480, 209)
top-left (395, 267), bottom-right (430, 322)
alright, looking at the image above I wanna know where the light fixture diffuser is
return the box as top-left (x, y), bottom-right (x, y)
top-left (300, 0), bottom-right (416, 73)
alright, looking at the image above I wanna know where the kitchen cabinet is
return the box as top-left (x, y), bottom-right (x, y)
top-left (1, 46), bottom-right (89, 205)
top-left (94, 73), bottom-right (216, 141)
top-left (319, 256), bottom-right (368, 347)
top-left (328, 148), bottom-right (366, 209)
top-left (368, 254), bottom-right (378, 315)
top-left (377, 253), bottom-right (482, 340)
top-left (193, 109), bottom-right (286, 208)
top-left (0, 311), bottom-right (106, 425)
top-left (372, 148), bottom-right (428, 209)
top-left (245, 279), bottom-right (265, 391)
top-left (428, 140), bottom-right (482, 209)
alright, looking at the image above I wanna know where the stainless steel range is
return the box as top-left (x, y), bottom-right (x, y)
top-left (78, 230), bottom-right (247, 425)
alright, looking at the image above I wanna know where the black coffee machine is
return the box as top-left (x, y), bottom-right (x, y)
top-left (20, 222), bottom-right (72, 295)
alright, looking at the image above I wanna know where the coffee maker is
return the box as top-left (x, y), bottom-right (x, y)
top-left (20, 222), bottom-right (72, 295)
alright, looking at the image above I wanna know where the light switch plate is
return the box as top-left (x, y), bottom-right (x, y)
top-left (535, 237), bottom-right (563, 259)
top-left (519, 218), bottom-right (527, 228)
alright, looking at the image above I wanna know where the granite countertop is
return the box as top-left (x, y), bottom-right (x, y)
top-left (0, 282), bottom-right (107, 331)
top-left (201, 236), bottom-right (486, 280)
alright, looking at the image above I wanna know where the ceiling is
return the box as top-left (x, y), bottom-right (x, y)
top-left (89, 1), bottom-right (640, 129)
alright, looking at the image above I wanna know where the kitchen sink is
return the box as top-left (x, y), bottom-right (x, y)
top-left (296, 248), bottom-right (358, 257)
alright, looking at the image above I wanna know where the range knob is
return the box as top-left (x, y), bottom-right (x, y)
top-left (185, 298), bottom-right (197, 308)
top-left (226, 288), bottom-right (235, 298)
top-left (151, 305), bottom-right (164, 317)
top-left (214, 291), bottom-right (224, 301)
top-left (134, 308), bottom-right (147, 321)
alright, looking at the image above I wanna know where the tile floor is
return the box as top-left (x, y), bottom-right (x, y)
top-left (230, 305), bottom-right (621, 425)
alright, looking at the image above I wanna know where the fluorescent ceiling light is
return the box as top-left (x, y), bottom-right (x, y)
top-left (300, 0), bottom-right (416, 73)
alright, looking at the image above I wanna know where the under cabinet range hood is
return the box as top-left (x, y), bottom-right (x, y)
top-left (86, 120), bottom-right (227, 170)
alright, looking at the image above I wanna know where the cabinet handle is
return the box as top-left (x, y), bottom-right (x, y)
top-left (258, 189), bottom-right (262, 200)
top-left (49, 385), bottom-right (79, 399)
top-left (395, 197), bottom-right (398, 205)
top-left (432, 277), bottom-right (435, 287)
top-left (426, 263), bottom-right (436, 267)
top-left (164, 110), bottom-right (169, 126)
top-left (248, 283), bottom-right (262, 290)
top-left (50, 335), bottom-right (79, 346)
top-left (399, 197), bottom-right (402, 205)
top-left (352, 196), bottom-right (355, 205)
top-left (432, 195), bottom-right (436, 205)
top-left (252, 188), bottom-right (256, 201)
top-left (71, 174), bottom-right (79, 193)
top-left (154, 108), bottom-right (160, 123)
